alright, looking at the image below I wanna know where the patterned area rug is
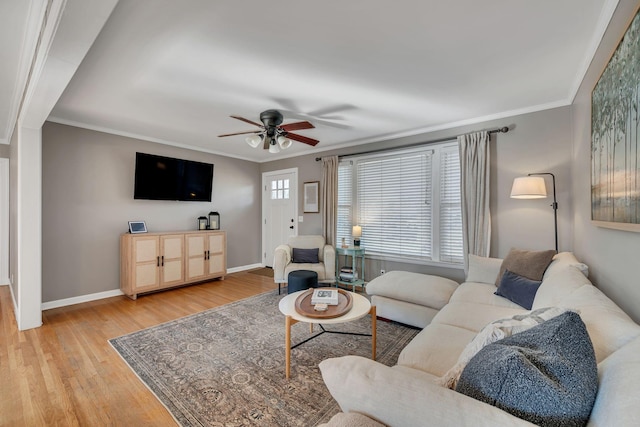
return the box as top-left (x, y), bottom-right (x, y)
top-left (110, 291), bottom-right (418, 426)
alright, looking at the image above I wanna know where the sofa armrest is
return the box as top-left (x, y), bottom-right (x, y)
top-left (320, 356), bottom-right (535, 427)
top-left (322, 245), bottom-right (336, 282)
top-left (273, 245), bottom-right (291, 283)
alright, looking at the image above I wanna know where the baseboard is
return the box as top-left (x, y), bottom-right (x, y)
top-left (41, 263), bottom-right (267, 310)
top-left (227, 263), bottom-right (264, 274)
top-left (42, 289), bottom-right (125, 311)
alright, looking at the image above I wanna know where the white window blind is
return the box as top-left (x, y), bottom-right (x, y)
top-left (356, 153), bottom-right (432, 259)
top-left (337, 142), bottom-right (463, 265)
top-left (439, 146), bottom-right (464, 264)
top-left (337, 163), bottom-right (353, 246)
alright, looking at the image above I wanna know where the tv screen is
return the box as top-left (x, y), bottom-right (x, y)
top-left (134, 152), bottom-right (213, 201)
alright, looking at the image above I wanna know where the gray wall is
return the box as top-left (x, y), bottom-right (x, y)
top-left (42, 122), bottom-right (262, 302)
top-left (261, 106), bottom-right (574, 284)
top-left (572, 0), bottom-right (640, 323)
top-left (0, 144), bottom-right (8, 158)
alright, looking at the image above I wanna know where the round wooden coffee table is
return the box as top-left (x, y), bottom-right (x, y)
top-left (278, 289), bottom-right (376, 379)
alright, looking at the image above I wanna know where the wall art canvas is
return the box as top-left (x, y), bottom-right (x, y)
top-left (592, 9), bottom-right (640, 231)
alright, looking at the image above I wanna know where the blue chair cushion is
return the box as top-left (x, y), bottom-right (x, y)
top-left (292, 248), bottom-right (319, 263)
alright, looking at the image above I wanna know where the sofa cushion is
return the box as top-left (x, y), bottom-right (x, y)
top-left (589, 336), bottom-right (640, 426)
top-left (495, 248), bottom-right (556, 286)
top-left (449, 282), bottom-right (525, 309)
top-left (494, 270), bottom-right (542, 309)
top-left (317, 412), bottom-right (386, 427)
top-left (292, 247), bottom-right (319, 263)
top-left (456, 312), bottom-right (598, 427)
top-left (466, 254), bottom-right (503, 284)
top-left (543, 251), bottom-right (589, 280)
top-left (559, 284), bottom-right (640, 362)
top-left (532, 265), bottom-right (591, 310)
top-left (397, 323), bottom-right (477, 376)
top-left (370, 295), bottom-right (440, 329)
top-left (320, 356), bottom-right (535, 427)
top-left (366, 271), bottom-right (458, 309)
top-left (432, 302), bottom-right (525, 333)
top-left (437, 307), bottom-right (568, 389)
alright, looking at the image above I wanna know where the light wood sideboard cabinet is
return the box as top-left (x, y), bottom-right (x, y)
top-left (120, 231), bottom-right (226, 299)
top-left (185, 232), bottom-right (226, 282)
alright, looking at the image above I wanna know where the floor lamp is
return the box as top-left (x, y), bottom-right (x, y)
top-left (510, 173), bottom-right (558, 252)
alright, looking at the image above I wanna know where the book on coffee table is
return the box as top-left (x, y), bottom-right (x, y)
top-left (311, 288), bottom-right (339, 305)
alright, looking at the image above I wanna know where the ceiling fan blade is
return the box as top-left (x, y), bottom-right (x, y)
top-left (230, 115), bottom-right (263, 127)
top-left (280, 121), bottom-right (315, 131)
top-left (218, 130), bottom-right (261, 137)
top-left (287, 132), bottom-right (319, 146)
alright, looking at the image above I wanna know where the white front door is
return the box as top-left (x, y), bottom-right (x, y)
top-left (262, 168), bottom-right (298, 267)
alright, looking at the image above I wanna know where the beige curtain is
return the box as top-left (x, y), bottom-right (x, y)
top-left (458, 131), bottom-right (491, 267)
top-left (321, 156), bottom-right (339, 246)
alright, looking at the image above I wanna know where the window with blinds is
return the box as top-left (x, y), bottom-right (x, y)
top-left (337, 164), bottom-right (353, 246)
top-left (336, 142), bottom-right (463, 265)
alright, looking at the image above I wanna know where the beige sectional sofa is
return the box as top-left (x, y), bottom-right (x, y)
top-left (319, 252), bottom-right (640, 426)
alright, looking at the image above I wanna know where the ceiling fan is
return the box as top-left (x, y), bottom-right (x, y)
top-left (218, 109), bottom-right (319, 153)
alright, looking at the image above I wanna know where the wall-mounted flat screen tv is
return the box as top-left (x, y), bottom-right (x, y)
top-left (134, 152), bottom-right (214, 202)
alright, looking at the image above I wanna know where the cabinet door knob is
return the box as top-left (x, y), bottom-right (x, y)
top-left (161, 256), bottom-right (164, 266)
top-left (157, 256), bottom-right (160, 267)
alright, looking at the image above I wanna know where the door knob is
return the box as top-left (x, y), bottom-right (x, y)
top-left (289, 225), bottom-right (294, 229)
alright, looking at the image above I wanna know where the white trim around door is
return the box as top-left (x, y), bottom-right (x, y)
top-left (262, 168), bottom-right (298, 267)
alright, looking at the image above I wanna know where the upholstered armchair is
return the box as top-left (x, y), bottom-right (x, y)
top-left (273, 235), bottom-right (336, 287)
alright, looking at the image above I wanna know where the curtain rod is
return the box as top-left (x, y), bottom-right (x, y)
top-left (315, 126), bottom-right (509, 161)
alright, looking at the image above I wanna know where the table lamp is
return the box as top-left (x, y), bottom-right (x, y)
top-left (352, 225), bottom-right (362, 247)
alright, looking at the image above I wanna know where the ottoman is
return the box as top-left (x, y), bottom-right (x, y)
top-left (366, 271), bottom-right (459, 328)
top-left (286, 270), bottom-right (319, 294)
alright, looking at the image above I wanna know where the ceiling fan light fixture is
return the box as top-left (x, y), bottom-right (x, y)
top-left (245, 134), bottom-right (262, 148)
top-left (277, 135), bottom-right (292, 150)
top-left (268, 141), bottom-right (280, 154)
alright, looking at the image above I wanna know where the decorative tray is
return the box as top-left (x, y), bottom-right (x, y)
top-left (294, 288), bottom-right (353, 319)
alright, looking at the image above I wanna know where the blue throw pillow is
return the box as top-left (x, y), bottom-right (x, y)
top-left (456, 312), bottom-right (598, 427)
top-left (495, 269), bottom-right (542, 309)
top-left (292, 248), bottom-right (319, 263)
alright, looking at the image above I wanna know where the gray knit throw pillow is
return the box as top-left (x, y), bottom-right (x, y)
top-left (456, 312), bottom-right (598, 427)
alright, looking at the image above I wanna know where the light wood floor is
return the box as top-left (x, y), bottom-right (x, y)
top-left (0, 270), bottom-right (277, 426)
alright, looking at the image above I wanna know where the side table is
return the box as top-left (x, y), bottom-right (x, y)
top-left (279, 290), bottom-right (376, 379)
top-left (335, 246), bottom-right (365, 291)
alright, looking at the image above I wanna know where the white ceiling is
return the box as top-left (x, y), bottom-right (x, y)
top-left (0, 0), bottom-right (39, 144)
top-left (3, 0), bottom-right (617, 161)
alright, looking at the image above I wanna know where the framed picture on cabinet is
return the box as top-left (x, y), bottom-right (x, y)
top-left (128, 221), bottom-right (148, 234)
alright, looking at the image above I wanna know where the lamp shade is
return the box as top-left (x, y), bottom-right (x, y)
top-left (352, 225), bottom-right (362, 247)
top-left (277, 136), bottom-right (292, 150)
top-left (245, 134), bottom-right (262, 148)
top-left (511, 176), bottom-right (547, 199)
top-left (268, 142), bottom-right (280, 153)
